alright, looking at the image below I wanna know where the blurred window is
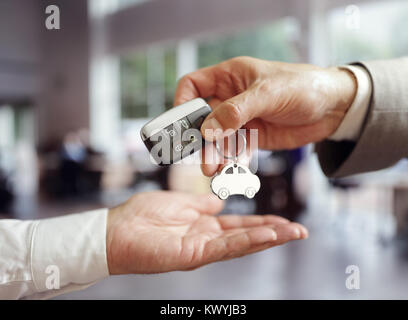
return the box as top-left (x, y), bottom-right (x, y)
top-left (119, 18), bottom-right (299, 120)
top-left (118, 0), bottom-right (149, 10)
top-left (0, 104), bottom-right (35, 173)
top-left (198, 18), bottom-right (299, 67)
top-left (89, 0), bottom-right (150, 16)
top-left (120, 46), bottom-right (176, 119)
top-left (120, 51), bottom-right (148, 118)
top-left (329, 1), bottom-right (408, 64)
top-left (225, 167), bottom-right (234, 174)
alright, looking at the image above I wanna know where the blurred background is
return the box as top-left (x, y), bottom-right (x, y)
top-left (1, 0), bottom-right (408, 299)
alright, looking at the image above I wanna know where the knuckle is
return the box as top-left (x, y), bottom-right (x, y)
top-left (231, 56), bottom-right (251, 64)
top-left (222, 56), bottom-right (250, 69)
top-left (178, 74), bottom-right (192, 86)
top-left (222, 101), bottom-right (242, 128)
top-left (254, 79), bottom-right (272, 95)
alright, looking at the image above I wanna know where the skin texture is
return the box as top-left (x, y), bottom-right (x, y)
top-left (105, 57), bottom-right (357, 275)
top-left (174, 56), bottom-right (357, 176)
top-left (106, 191), bottom-right (308, 275)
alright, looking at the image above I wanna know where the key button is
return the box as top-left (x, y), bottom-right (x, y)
top-left (179, 118), bottom-right (190, 129)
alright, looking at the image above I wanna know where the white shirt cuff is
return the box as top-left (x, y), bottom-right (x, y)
top-left (328, 65), bottom-right (372, 141)
top-left (31, 209), bottom-right (109, 294)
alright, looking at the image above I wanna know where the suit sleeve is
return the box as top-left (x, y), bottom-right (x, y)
top-left (315, 57), bottom-right (408, 177)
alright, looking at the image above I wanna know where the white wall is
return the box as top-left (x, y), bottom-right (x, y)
top-left (0, 0), bottom-right (42, 100)
top-left (37, 0), bottom-right (90, 144)
top-left (0, 0), bottom-right (91, 146)
top-left (107, 0), bottom-right (292, 54)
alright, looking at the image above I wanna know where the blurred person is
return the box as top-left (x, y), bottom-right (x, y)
top-left (174, 56), bottom-right (408, 178)
top-left (59, 131), bottom-right (87, 196)
top-left (58, 129), bottom-right (105, 197)
top-left (0, 168), bottom-right (13, 212)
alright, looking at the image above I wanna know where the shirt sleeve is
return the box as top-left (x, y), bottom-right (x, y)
top-left (328, 65), bottom-right (372, 141)
top-left (0, 209), bottom-right (109, 299)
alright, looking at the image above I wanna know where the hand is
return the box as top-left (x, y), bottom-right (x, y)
top-left (106, 191), bottom-right (308, 274)
top-left (174, 56), bottom-right (357, 176)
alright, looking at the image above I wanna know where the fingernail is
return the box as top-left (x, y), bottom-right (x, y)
top-left (299, 226), bottom-right (309, 239)
top-left (270, 230), bottom-right (277, 241)
top-left (292, 228), bottom-right (301, 239)
top-left (201, 118), bottom-right (224, 140)
top-left (263, 229), bottom-right (277, 242)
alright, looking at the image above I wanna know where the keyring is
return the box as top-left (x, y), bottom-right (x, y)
top-left (215, 131), bottom-right (246, 161)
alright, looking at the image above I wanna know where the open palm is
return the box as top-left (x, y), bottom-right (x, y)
top-left (106, 191), bottom-right (307, 275)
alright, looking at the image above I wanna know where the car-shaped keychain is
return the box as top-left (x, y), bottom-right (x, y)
top-left (211, 162), bottom-right (261, 200)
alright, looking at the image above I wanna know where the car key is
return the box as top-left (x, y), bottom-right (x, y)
top-left (140, 98), bottom-right (211, 165)
top-left (210, 131), bottom-right (260, 200)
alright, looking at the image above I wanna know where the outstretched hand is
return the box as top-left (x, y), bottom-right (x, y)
top-left (106, 191), bottom-right (308, 274)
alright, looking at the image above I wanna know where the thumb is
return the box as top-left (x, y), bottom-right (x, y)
top-left (200, 90), bottom-right (261, 141)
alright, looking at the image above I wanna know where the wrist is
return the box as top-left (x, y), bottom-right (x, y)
top-left (328, 65), bottom-right (372, 141)
top-left (329, 66), bottom-right (358, 115)
top-left (106, 206), bottom-right (121, 275)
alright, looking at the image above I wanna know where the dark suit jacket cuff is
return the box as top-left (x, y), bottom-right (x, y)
top-left (316, 57), bottom-right (408, 177)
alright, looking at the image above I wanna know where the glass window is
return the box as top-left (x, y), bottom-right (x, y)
top-left (119, 19), bottom-right (299, 120)
top-left (120, 46), bottom-right (176, 119)
top-left (120, 51), bottom-right (148, 118)
top-left (163, 49), bottom-right (177, 110)
top-left (89, 0), bottom-right (150, 16)
top-left (225, 167), bottom-right (234, 174)
top-left (118, 0), bottom-right (149, 10)
top-left (329, 1), bottom-right (408, 64)
top-left (198, 18), bottom-right (299, 68)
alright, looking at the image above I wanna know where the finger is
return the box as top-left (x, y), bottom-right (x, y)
top-left (221, 242), bottom-right (273, 260)
top-left (189, 193), bottom-right (224, 215)
top-left (199, 99), bottom-right (225, 177)
top-left (218, 215), bottom-right (289, 230)
top-left (174, 66), bottom-right (218, 105)
top-left (271, 222), bottom-right (309, 243)
top-left (200, 87), bottom-right (265, 141)
top-left (203, 226), bottom-right (278, 264)
top-left (220, 222), bottom-right (308, 261)
top-left (207, 97), bottom-right (222, 109)
top-left (200, 141), bottom-right (222, 177)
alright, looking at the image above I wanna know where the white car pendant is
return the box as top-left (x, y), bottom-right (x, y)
top-left (211, 162), bottom-right (261, 200)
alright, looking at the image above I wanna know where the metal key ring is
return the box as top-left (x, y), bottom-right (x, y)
top-left (215, 131), bottom-right (247, 161)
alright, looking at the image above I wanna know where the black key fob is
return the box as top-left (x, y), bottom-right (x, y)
top-left (140, 98), bottom-right (211, 166)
